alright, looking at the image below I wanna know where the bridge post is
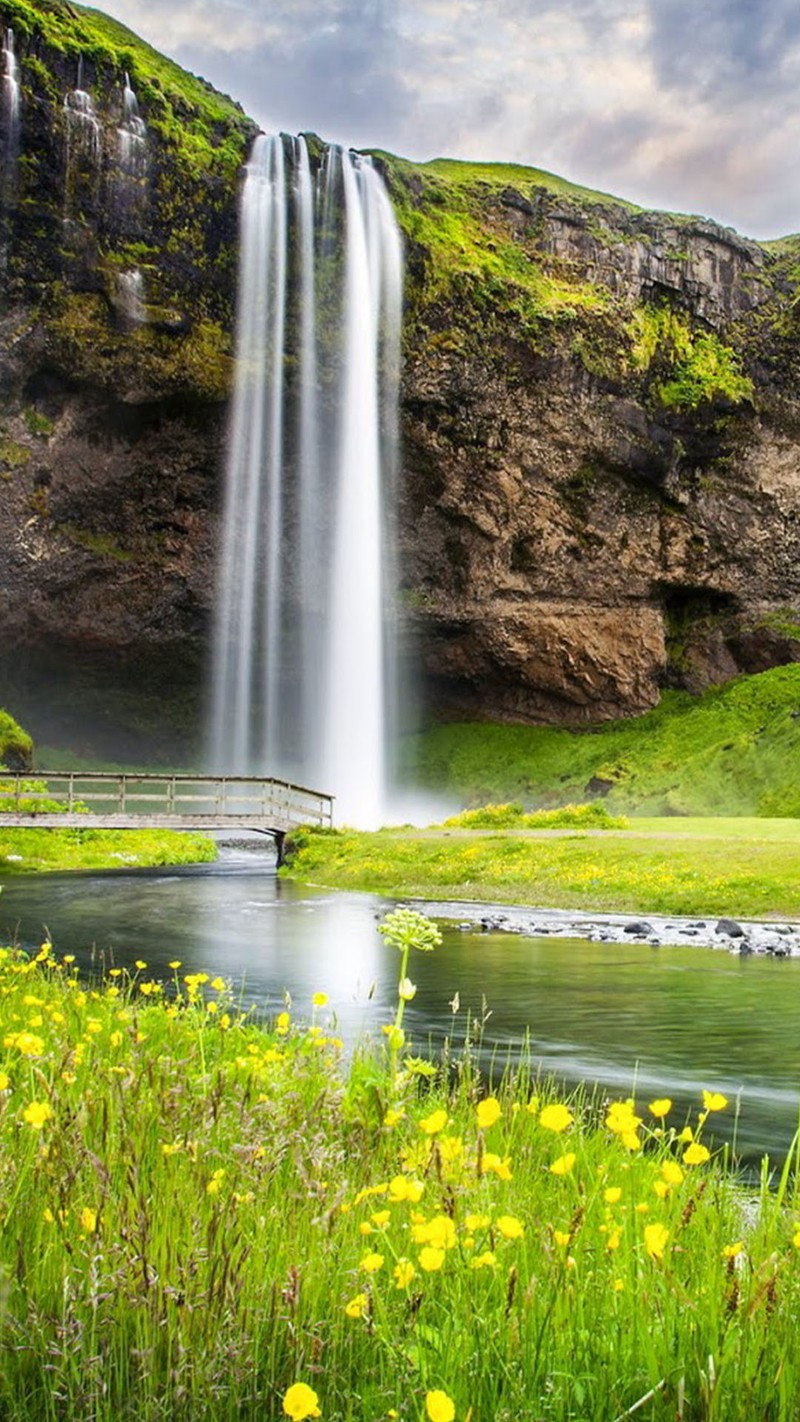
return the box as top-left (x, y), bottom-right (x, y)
top-left (274, 830), bottom-right (286, 867)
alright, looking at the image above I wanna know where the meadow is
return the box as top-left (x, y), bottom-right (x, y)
top-left (0, 909), bottom-right (799, 1422)
top-left (282, 816), bottom-right (800, 920)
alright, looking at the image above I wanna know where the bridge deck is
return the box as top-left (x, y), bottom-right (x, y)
top-left (0, 772), bottom-right (334, 837)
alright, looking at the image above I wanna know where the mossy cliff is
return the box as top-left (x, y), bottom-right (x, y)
top-left (374, 153), bottom-right (800, 723)
top-left (0, 1), bottom-right (255, 751)
top-left (2, 5), bottom-right (800, 752)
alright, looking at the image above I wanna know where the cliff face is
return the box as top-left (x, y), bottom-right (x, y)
top-left (384, 158), bottom-right (800, 723)
top-left (0, 0), bottom-right (253, 752)
top-left (2, 8), bottom-right (800, 752)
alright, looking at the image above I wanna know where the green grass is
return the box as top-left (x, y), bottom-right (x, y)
top-left (442, 802), bottom-right (629, 830)
top-left (282, 818), bottom-right (800, 919)
top-left (403, 665), bottom-right (800, 817)
top-left (0, 923), bottom-right (799, 1421)
top-left (0, 709), bottom-right (32, 770)
top-left (0, 826), bottom-right (215, 873)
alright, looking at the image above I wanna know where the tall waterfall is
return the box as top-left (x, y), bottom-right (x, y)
top-left (210, 133), bottom-right (403, 828)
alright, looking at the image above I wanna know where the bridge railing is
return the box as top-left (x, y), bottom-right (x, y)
top-left (0, 772), bottom-right (334, 829)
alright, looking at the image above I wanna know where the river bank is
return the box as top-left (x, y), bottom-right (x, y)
top-left (412, 898), bottom-right (800, 956)
top-left (282, 817), bottom-right (800, 922)
top-left (0, 825), bottom-right (217, 873)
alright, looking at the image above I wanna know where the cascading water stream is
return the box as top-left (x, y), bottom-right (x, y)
top-left (210, 133), bottom-right (403, 827)
top-left (2, 29), bottom-right (19, 159)
top-left (64, 57), bottom-right (101, 193)
top-left (118, 72), bottom-right (147, 176)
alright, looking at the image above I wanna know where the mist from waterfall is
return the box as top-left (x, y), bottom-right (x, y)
top-left (210, 133), bottom-right (403, 828)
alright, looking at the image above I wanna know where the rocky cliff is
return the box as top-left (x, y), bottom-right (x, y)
top-left (2, 5), bottom-right (800, 754)
top-left (383, 156), bottom-right (800, 723)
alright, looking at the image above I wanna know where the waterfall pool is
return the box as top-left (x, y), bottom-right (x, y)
top-left (1, 845), bottom-right (799, 1163)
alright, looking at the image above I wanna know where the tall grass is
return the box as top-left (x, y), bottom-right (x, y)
top-left (0, 916), bottom-right (798, 1420)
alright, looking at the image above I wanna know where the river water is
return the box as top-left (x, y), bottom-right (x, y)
top-left (1, 848), bottom-right (799, 1163)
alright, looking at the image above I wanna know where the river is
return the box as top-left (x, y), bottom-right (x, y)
top-left (1, 846), bottom-right (799, 1163)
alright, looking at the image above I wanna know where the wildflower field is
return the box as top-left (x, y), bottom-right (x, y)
top-left (1, 911), bottom-right (799, 1421)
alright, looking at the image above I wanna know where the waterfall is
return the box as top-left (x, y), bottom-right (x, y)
top-left (1, 29), bottom-right (19, 162)
top-left (64, 58), bottom-right (101, 187)
top-left (118, 72), bottom-right (147, 176)
top-left (210, 133), bottom-right (403, 828)
top-left (116, 268), bottom-right (147, 326)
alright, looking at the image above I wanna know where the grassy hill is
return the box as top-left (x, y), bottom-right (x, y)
top-left (404, 665), bottom-right (800, 818)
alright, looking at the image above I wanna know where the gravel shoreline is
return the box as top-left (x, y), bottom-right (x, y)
top-left (410, 900), bottom-right (800, 957)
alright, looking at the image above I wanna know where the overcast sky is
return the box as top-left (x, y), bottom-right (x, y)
top-left (98, 0), bottom-right (800, 238)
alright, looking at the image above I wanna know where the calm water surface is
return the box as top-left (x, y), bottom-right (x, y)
top-left (1, 849), bottom-right (799, 1162)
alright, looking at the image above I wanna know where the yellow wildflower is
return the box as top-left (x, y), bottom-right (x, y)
top-left (413, 1215), bottom-right (456, 1250)
top-left (276, 1012), bottom-right (290, 1035)
top-left (653, 1180), bottom-right (670, 1199)
top-left (553, 1229), bottom-right (570, 1247)
top-left (606, 1228), bottom-right (622, 1251)
top-left (683, 1142), bottom-right (711, 1167)
top-left (419, 1108), bottom-right (448, 1135)
top-left (539, 1103), bottom-right (573, 1133)
top-left (370, 1210), bottom-right (391, 1229)
top-left (6, 1031), bottom-right (44, 1057)
top-left (426, 1391), bottom-right (455, 1422)
top-left (470, 1250), bottom-right (497, 1269)
top-left (358, 1252), bottom-right (384, 1273)
top-left (384, 1107), bottom-right (405, 1128)
top-left (648, 1098), bottom-right (672, 1118)
top-left (393, 1258), bottom-right (415, 1288)
top-left (476, 1097), bottom-right (501, 1130)
top-left (661, 1160), bottom-right (685, 1186)
top-left (438, 1134), bottom-right (463, 1164)
top-left (388, 1175), bottom-right (424, 1203)
top-left (0, 1072), bottom-right (9, 1091)
top-left (22, 1100), bottom-right (52, 1129)
top-left (465, 1212), bottom-right (491, 1232)
top-left (418, 1246), bottom-right (445, 1272)
top-left (605, 1101), bottom-right (642, 1136)
top-left (344, 1293), bottom-right (368, 1318)
top-left (480, 1152), bottom-right (512, 1180)
top-left (211, 977), bottom-right (226, 992)
top-left (723, 1241), bottom-right (744, 1258)
top-left (702, 1090), bottom-right (728, 1112)
top-left (282, 1382), bottom-right (321, 1420)
top-left (496, 1214), bottom-right (524, 1239)
top-left (603, 1187), bottom-right (622, 1204)
top-left (78, 1207), bottom-right (97, 1235)
top-left (550, 1152), bottom-right (576, 1177)
top-left (644, 1222), bottom-right (669, 1261)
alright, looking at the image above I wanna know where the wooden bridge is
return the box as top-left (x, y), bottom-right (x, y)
top-left (0, 772), bottom-right (334, 861)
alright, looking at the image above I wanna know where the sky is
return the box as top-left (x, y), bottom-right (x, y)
top-left (99, 0), bottom-right (800, 239)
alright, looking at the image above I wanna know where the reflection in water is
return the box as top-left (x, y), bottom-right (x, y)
top-left (1, 850), bottom-right (800, 1161)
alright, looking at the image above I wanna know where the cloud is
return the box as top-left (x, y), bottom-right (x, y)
top-left (100, 0), bottom-right (800, 236)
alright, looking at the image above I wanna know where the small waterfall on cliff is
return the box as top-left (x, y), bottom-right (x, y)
top-left (64, 60), bottom-right (101, 161)
top-left (116, 268), bottom-right (147, 326)
top-left (210, 133), bottom-right (402, 827)
top-left (1, 29), bottom-right (19, 162)
top-left (118, 73), bottom-right (147, 176)
top-left (64, 58), bottom-right (101, 214)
